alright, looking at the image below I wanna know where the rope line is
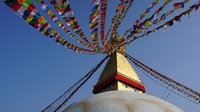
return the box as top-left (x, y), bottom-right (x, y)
top-left (125, 52), bottom-right (200, 105)
top-left (133, 59), bottom-right (198, 104)
top-left (164, 87), bottom-right (173, 101)
top-left (161, 86), bottom-right (169, 100)
top-left (42, 55), bottom-right (109, 112)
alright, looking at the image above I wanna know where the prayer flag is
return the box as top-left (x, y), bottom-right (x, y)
top-left (92, 0), bottom-right (100, 5)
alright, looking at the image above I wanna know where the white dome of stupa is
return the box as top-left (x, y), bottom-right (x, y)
top-left (63, 91), bottom-right (183, 112)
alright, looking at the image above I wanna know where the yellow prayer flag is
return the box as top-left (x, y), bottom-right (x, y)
top-left (41, 29), bottom-right (47, 34)
top-left (136, 28), bottom-right (141, 34)
top-left (91, 9), bottom-right (99, 18)
top-left (89, 19), bottom-right (98, 27)
top-left (164, 0), bottom-right (172, 5)
top-left (91, 32), bottom-right (97, 39)
top-left (25, 14), bottom-right (33, 23)
top-left (91, 6), bottom-right (100, 17)
top-left (185, 13), bottom-right (189, 16)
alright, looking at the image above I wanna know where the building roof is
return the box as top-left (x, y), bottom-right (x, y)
top-left (63, 91), bottom-right (183, 112)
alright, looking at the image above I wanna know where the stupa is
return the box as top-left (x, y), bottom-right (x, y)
top-left (63, 34), bottom-right (183, 112)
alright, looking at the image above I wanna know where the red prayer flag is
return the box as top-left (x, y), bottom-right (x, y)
top-left (44, 31), bottom-right (50, 36)
top-left (173, 2), bottom-right (184, 10)
top-left (34, 22), bottom-right (38, 29)
top-left (54, 33), bottom-right (58, 38)
top-left (195, 4), bottom-right (200, 11)
top-left (10, 1), bottom-right (21, 11)
top-left (50, 15), bottom-right (56, 20)
top-left (41, 22), bottom-right (49, 29)
top-left (73, 24), bottom-right (80, 30)
top-left (27, 4), bottom-right (35, 13)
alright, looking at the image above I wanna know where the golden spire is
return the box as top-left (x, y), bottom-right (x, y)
top-left (93, 51), bottom-right (145, 94)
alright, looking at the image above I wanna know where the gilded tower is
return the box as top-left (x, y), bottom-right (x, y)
top-left (93, 51), bottom-right (146, 94)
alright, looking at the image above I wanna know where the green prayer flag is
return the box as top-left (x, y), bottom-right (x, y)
top-left (64, 4), bottom-right (70, 12)
top-left (163, 0), bottom-right (171, 5)
top-left (51, 31), bottom-right (56, 35)
top-left (34, 0), bottom-right (42, 4)
top-left (130, 31), bottom-right (135, 35)
top-left (70, 24), bottom-right (75, 28)
top-left (22, 0), bottom-right (32, 9)
top-left (70, 22), bottom-right (78, 27)
top-left (60, 4), bottom-right (67, 9)
top-left (41, 20), bottom-right (47, 25)
top-left (155, 0), bottom-right (160, 3)
top-left (4, 0), bottom-right (18, 6)
top-left (29, 19), bottom-right (37, 27)
top-left (55, 6), bottom-right (59, 10)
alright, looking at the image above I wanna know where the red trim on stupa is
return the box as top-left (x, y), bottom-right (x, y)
top-left (93, 74), bottom-right (146, 94)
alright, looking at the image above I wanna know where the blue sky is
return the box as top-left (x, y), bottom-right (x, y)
top-left (0, 0), bottom-right (200, 111)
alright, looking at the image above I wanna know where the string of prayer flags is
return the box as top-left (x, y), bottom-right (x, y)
top-left (124, 0), bottom-right (160, 36)
top-left (125, 1), bottom-right (200, 45)
top-left (4, 0), bottom-right (98, 55)
top-left (89, 4), bottom-right (100, 46)
top-left (134, 0), bottom-right (173, 32)
top-left (59, 0), bottom-right (104, 53)
top-left (123, 0), bottom-right (161, 39)
top-left (111, 0), bottom-right (127, 34)
top-left (48, 0), bottom-right (94, 49)
top-left (151, 0), bottom-right (190, 27)
top-left (4, 0), bottom-right (50, 34)
top-left (125, 0), bottom-right (192, 41)
top-left (111, 0), bottom-right (134, 37)
top-left (99, 0), bottom-right (108, 47)
top-left (154, 3), bottom-right (168, 19)
top-left (34, 0), bottom-right (89, 48)
top-left (104, 0), bottom-right (125, 44)
top-left (61, 2), bottom-right (81, 37)
top-left (137, 0), bottom-right (159, 23)
top-left (4, 0), bottom-right (200, 55)
top-left (114, 0), bottom-right (134, 29)
top-left (103, 0), bottom-right (135, 53)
